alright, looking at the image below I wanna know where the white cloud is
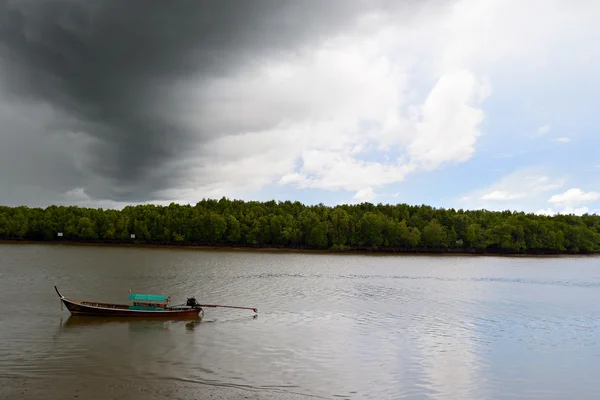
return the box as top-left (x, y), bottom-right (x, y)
top-left (426, 0), bottom-right (600, 75)
top-left (480, 190), bottom-right (526, 201)
top-left (537, 124), bottom-right (551, 135)
top-left (535, 206), bottom-right (590, 216)
top-left (279, 150), bottom-right (416, 192)
top-left (536, 188), bottom-right (600, 216)
top-left (353, 187), bottom-right (377, 203)
top-left (176, 12), bottom-right (491, 201)
top-left (407, 70), bottom-right (490, 171)
top-left (548, 188), bottom-right (600, 206)
top-left (555, 137), bottom-right (572, 143)
top-left (564, 206), bottom-right (591, 215)
top-left (535, 188), bottom-right (600, 215)
top-left (458, 167), bottom-right (566, 212)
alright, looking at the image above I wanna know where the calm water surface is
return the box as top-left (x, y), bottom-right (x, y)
top-left (1, 244), bottom-right (600, 399)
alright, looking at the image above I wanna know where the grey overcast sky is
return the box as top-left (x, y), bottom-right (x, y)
top-left (1, 0), bottom-right (599, 215)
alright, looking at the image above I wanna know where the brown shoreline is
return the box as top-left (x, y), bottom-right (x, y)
top-left (1, 239), bottom-right (598, 258)
top-left (0, 376), bottom-right (312, 400)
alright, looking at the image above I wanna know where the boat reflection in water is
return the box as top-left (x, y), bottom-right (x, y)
top-left (60, 314), bottom-right (202, 333)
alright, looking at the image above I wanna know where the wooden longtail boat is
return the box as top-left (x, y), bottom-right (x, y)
top-left (54, 286), bottom-right (204, 318)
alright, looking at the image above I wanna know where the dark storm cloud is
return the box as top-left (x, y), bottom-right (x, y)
top-left (0, 0), bottom-right (405, 202)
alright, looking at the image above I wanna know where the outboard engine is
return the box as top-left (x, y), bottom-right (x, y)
top-left (186, 297), bottom-right (200, 308)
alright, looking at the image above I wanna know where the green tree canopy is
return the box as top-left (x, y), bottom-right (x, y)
top-left (0, 199), bottom-right (598, 254)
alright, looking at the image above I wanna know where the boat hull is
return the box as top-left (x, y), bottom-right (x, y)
top-left (55, 287), bottom-right (203, 318)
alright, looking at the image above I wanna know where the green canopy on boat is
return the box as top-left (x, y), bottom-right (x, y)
top-left (128, 293), bottom-right (169, 302)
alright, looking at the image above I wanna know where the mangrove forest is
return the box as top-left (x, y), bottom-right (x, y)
top-left (1, 198), bottom-right (599, 254)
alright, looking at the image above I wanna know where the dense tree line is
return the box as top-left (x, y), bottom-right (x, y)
top-left (1, 198), bottom-right (600, 254)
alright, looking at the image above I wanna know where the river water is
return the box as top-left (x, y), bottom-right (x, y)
top-left (1, 244), bottom-right (599, 399)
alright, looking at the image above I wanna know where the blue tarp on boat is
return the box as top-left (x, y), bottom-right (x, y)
top-left (128, 293), bottom-right (169, 302)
